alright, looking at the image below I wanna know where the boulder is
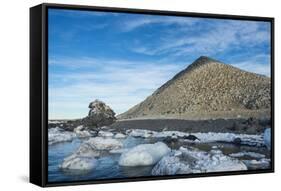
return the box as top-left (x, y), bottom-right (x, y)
top-left (233, 137), bottom-right (242, 145)
top-left (82, 99), bottom-right (116, 128)
top-left (183, 134), bottom-right (200, 141)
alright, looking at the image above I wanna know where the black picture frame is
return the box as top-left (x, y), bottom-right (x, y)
top-left (30, 3), bottom-right (275, 187)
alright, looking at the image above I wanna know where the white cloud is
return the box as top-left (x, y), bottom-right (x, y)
top-left (121, 16), bottom-right (198, 31)
top-left (49, 57), bottom-right (185, 119)
top-left (230, 54), bottom-right (271, 77)
top-left (130, 19), bottom-right (270, 57)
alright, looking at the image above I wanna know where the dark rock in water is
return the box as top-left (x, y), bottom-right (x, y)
top-left (82, 99), bottom-right (116, 129)
top-left (233, 137), bottom-right (242, 145)
top-left (183, 135), bottom-right (200, 141)
top-left (163, 136), bottom-right (178, 144)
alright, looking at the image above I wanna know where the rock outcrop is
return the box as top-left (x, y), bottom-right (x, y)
top-left (82, 99), bottom-right (116, 128)
top-left (49, 99), bottom-right (116, 131)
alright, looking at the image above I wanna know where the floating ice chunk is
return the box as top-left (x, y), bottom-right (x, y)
top-left (127, 129), bottom-right (154, 138)
top-left (73, 143), bottom-right (101, 158)
top-left (48, 120), bottom-right (65, 124)
top-left (74, 125), bottom-right (93, 138)
top-left (119, 142), bottom-right (171, 166)
top-left (263, 128), bottom-right (271, 149)
top-left (152, 155), bottom-right (191, 175)
top-left (229, 152), bottom-right (265, 159)
top-left (60, 137), bottom-right (122, 171)
top-left (87, 137), bottom-right (123, 150)
top-left (60, 155), bottom-right (97, 171)
top-left (179, 147), bottom-right (247, 173)
top-left (114, 133), bottom-right (126, 139)
top-left (174, 150), bottom-right (183, 157)
top-left (48, 127), bottom-right (76, 145)
top-left (192, 132), bottom-right (263, 146)
top-left (98, 131), bottom-right (114, 137)
top-left (242, 158), bottom-right (271, 169)
top-left (153, 131), bottom-right (186, 138)
top-left (126, 129), bottom-right (263, 146)
top-left (109, 148), bottom-right (129, 154)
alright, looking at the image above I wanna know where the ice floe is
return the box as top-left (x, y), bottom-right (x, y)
top-left (126, 129), bottom-right (264, 146)
top-left (114, 133), bottom-right (126, 139)
top-left (60, 155), bottom-right (97, 171)
top-left (109, 148), bottom-right (129, 154)
top-left (62, 137), bottom-right (122, 161)
top-left (86, 137), bottom-right (123, 150)
top-left (98, 130), bottom-right (114, 137)
top-left (60, 137), bottom-right (123, 171)
top-left (263, 128), bottom-right (271, 149)
top-left (74, 125), bottom-right (94, 138)
top-left (126, 129), bottom-right (155, 138)
top-left (48, 120), bottom-right (65, 124)
top-left (48, 127), bottom-right (76, 145)
top-left (152, 147), bottom-right (247, 175)
top-left (152, 155), bottom-right (191, 175)
top-left (242, 158), bottom-right (271, 169)
top-left (180, 147), bottom-right (247, 173)
top-left (119, 142), bottom-right (171, 166)
top-left (229, 152), bottom-right (265, 159)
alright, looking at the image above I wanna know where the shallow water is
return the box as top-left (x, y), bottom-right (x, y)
top-left (48, 135), bottom-right (270, 183)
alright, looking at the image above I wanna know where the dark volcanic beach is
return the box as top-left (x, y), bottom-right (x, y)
top-left (110, 117), bottom-right (271, 134)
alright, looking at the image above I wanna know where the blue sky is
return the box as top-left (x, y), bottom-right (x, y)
top-left (48, 8), bottom-right (271, 119)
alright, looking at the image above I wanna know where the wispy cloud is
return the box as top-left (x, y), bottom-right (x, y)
top-left (230, 54), bottom-right (271, 77)
top-left (49, 57), bottom-right (185, 119)
top-left (129, 20), bottom-right (270, 57)
top-left (49, 9), bottom-right (114, 18)
top-left (121, 16), bottom-right (198, 31)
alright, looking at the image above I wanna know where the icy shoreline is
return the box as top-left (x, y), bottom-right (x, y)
top-left (48, 126), bottom-right (271, 178)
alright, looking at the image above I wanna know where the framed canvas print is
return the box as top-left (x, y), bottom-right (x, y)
top-left (30, 3), bottom-right (274, 187)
